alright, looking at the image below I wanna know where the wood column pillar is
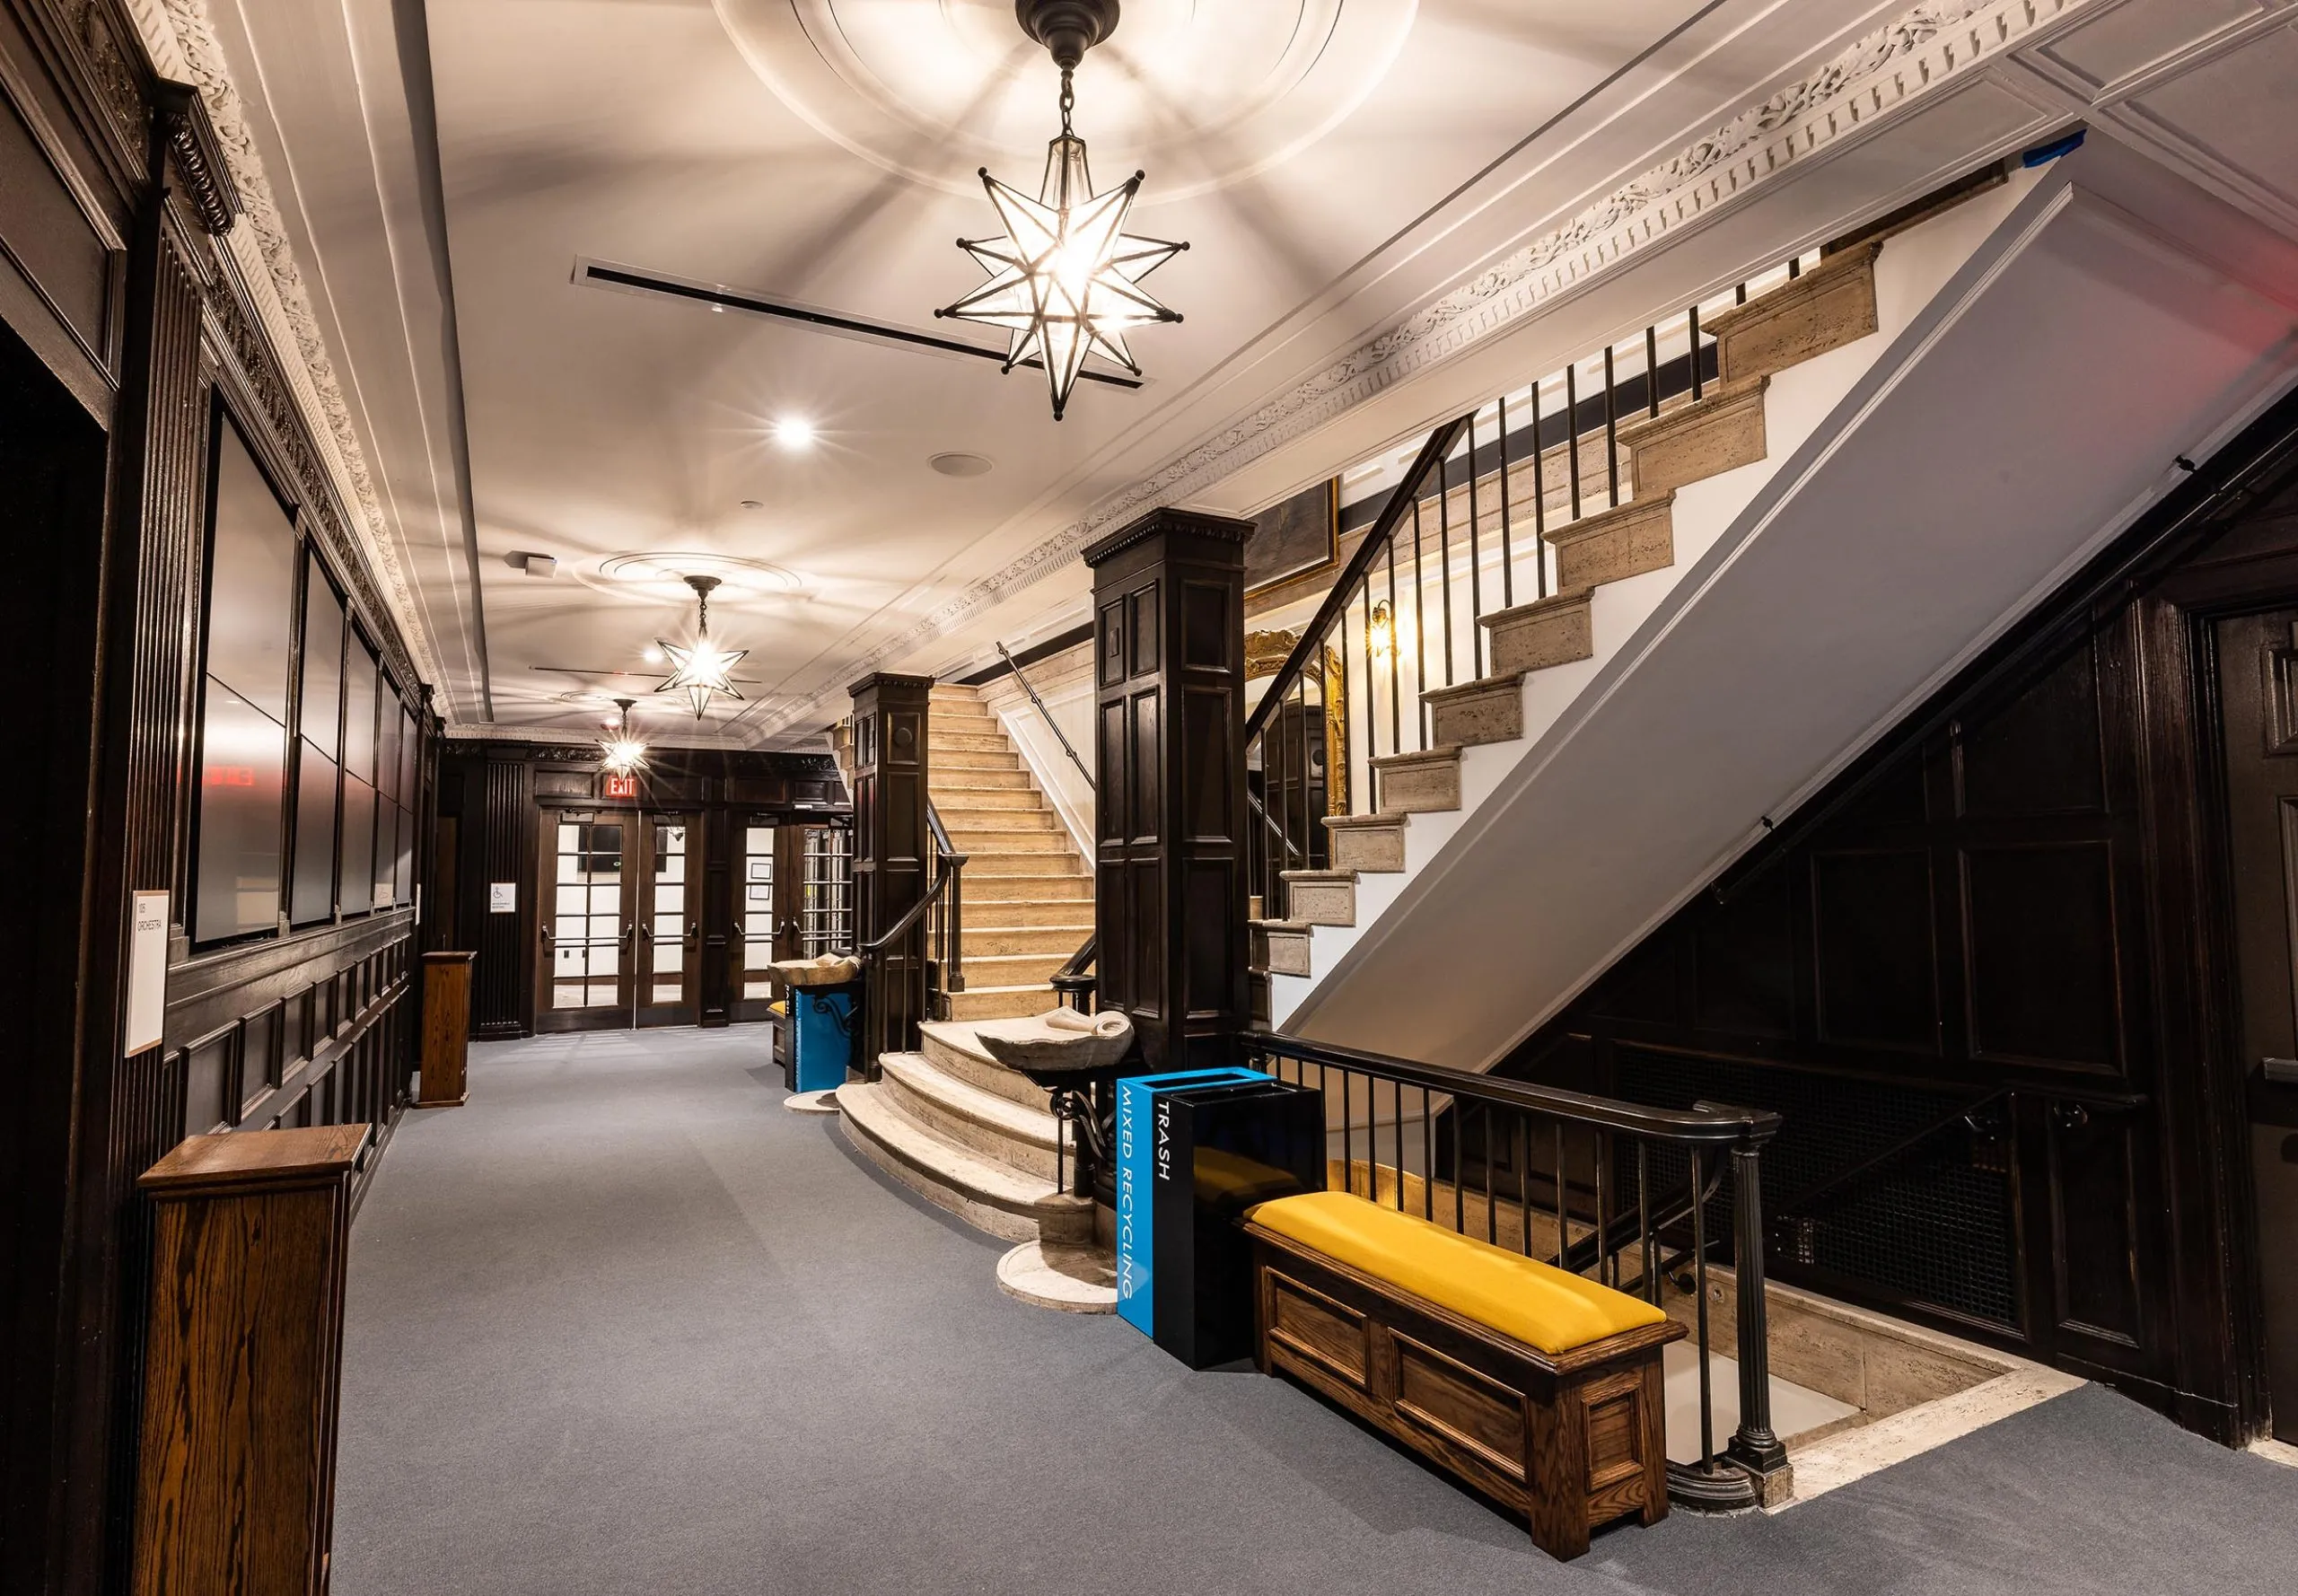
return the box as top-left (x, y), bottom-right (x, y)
top-left (131, 1126), bottom-right (365, 1596)
top-left (467, 755), bottom-right (533, 1038)
top-left (1082, 508), bottom-right (1254, 1073)
top-left (849, 673), bottom-right (932, 1062)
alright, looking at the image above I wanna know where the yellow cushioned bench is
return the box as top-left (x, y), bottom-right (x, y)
top-left (1247, 1191), bottom-right (1666, 1355)
top-left (1241, 1189), bottom-right (1683, 1559)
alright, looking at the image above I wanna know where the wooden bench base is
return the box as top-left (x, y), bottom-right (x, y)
top-left (1245, 1222), bottom-right (1684, 1558)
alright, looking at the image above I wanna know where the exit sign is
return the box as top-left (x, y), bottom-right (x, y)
top-left (603, 773), bottom-right (637, 799)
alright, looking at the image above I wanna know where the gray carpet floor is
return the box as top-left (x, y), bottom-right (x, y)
top-left (332, 1027), bottom-right (2295, 1596)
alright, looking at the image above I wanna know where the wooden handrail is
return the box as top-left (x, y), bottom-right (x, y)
top-left (1242, 414), bottom-right (1472, 745)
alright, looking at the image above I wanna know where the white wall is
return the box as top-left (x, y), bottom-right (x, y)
top-left (976, 638), bottom-right (1095, 857)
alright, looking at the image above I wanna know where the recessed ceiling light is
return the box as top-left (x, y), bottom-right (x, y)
top-left (642, 645), bottom-right (664, 664)
top-left (930, 452), bottom-right (994, 478)
top-left (773, 417), bottom-right (815, 449)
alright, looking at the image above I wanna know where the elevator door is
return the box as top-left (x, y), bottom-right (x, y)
top-left (2215, 608), bottom-right (2298, 1444)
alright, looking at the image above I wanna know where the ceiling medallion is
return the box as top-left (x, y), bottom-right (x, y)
top-left (598, 698), bottom-right (650, 776)
top-left (655, 574), bottom-right (750, 719)
top-left (936, 0), bottom-right (1186, 421)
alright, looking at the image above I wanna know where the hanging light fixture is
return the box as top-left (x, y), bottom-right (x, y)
top-left (654, 574), bottom-right (748, 719)
top-left (598, 697), bottom-right (649, 776)
top-left (935, 0), bottom-right (1186, 421)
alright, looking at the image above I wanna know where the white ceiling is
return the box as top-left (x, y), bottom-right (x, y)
top-left (181, 0), bottom-right (2298, 748)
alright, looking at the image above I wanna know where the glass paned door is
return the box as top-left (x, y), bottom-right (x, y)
top-left (636, 814), bottom-right (698, 1026)
top-left (538, 815), bottom-right (632, 1032)
top-left (800, 826), bottom-right (855, 955)
top-left (732, 823), bottom-right (781, 1023)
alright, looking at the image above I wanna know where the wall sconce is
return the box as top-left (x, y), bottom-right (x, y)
top-left (1369, 599), bottom-right (1397, 660)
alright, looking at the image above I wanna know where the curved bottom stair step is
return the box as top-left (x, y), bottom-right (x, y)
top-left (879, 1050), bottom-right (1060, 1180)
top-left (837, 1080), bottom-right (1092, 1245)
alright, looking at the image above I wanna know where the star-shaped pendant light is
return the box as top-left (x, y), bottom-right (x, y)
top-left (654, 574), bottom-right (747, 720)
top-left (597, 697), bottom-right (649, 776)
top-left (936, 1), bottom-right (1185, 421)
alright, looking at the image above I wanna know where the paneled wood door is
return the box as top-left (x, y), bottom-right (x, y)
top-left (2215, 607), bottom-right (2298, 1443)
top-left (634, 813), bottom-right (702, 1027)
top-left (537, 812), bottom-right (635, 1032)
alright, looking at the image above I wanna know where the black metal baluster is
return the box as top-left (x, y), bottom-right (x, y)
top-left (1411, 498), bottom-right (1428, 748)
top-left (1341, 1067), bottom-right (1352, 1196)
top-left (1384, 531), bottom-right (1401, 755)
top-left (1466, 410), bottom-right (1484, 677)
top-left (1294, 674), bottom-right (1311, 891)
top-left (1688, 304), bottom-right (1704, 402)
top-left (1603, 344), bottom-right (1619, 509)
top-left (1423, 1087), bottom-right (1435, 1221)
top-left (1516, 1118), bottom-right (1531, 1256)
top-left (1594, 1128), bottom-right (1611, 1286)
top-left (1437, 453), bottom-right (1454, 688)
top-left (1553, 1124), bottom-right (1568, 1267)
top-left (1453, 1105), bottom-right (1465, 1235)
top-left (1531, 379), bottom-right (1548, 601)
top-left (1692, 1145), bottom-right (1715, 1471)
top-left (1360, 579), bottom-right (1377, 767)
top-left (1483, 1109), bottom-right (1495, 1245)
top-left (1566, 362), bottom-right (1581, 522)
top-left (1645, 325), bottom-right (1662, 420)
top-left (1495, 394), bottom-right (1514, 609)
top-left (1638, 1142), bottom-right (1656, 1305)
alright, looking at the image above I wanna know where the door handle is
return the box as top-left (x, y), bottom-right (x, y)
top-left (2264, 1057), bottom-right (2298, 1085)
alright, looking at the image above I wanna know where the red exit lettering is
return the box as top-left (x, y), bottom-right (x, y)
top-left (603, 774), bottom-right (637, 798)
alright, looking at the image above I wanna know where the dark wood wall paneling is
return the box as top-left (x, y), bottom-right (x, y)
top-left (1083, 508), bottom-right (1254, 1074)
top-left (0, 14), bottom-right (443, 1592)
top-left (437, 741), bottom-right (846, 1038)
top-left (846, 676), bottom-right (932, 1055)
top-left (1498, 386), bottom-right (2298, 1444)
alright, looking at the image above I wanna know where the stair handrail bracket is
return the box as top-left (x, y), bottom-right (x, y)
top-left (1243, 1030), bottom-right (1788, 1511)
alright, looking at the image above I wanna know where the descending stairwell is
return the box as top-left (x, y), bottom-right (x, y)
top-left (835, 683), bottom-right (1101, 1245)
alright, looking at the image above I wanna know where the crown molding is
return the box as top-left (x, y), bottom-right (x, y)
top-left (748, 0), bottom-right (2100, 742)
top-left (122, 0), bottom-right (452, 712)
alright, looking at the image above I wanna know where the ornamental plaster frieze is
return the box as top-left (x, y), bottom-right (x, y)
top-left (748, 0), bottom-right (2096, 742)
top-left (120, 0), bottom-right (451, 713)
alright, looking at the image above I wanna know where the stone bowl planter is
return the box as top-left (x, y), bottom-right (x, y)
top-left (766, 956), bottom-right (862, 988)
top-left (978, 1028), bottom-right (1133, 1088)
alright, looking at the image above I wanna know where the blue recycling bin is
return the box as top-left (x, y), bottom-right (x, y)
top-left (789, 981), bottom-right (860, 1093)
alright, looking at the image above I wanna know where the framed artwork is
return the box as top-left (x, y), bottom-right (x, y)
top-left (1244, 477), bottom-right (1339, 596)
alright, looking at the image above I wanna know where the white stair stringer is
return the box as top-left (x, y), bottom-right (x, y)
top-left (1269, 139), bottom-right (2298, 1071)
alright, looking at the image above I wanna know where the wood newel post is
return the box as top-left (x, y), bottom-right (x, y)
top-left (849, 673), bottom-right (933, 1066)
top-left (1082, 507), bottom-right (1255, 1073)
top-left (1728, 1136), bottom-right (1789, 1480)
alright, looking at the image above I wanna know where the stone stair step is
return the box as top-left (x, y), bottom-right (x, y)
top-left (966, 852), bottom-right (1087, 879)
top-left (963, 950), bottom-right (1072, 987)
top-left (934, 749), bottom-right (1022, 771)
top-left (1482, 589), bottom-right (1595, 677)
top-left (1373, 746), bottom-right (1462, 815)
top-left (1250, 920), bottom-right (1314, 978)
top-left (1422, 674), bottom-right (1525, 748)
top-left (919, 1020), bottom-right (1056, 1109)
top-left (940, 806), bottom-right (1059, 832)
top-left (1323, 812), bottom-right (1407, 873)
top-left (1542, 494), bottom-right (1675, 590)
top-left (1619, 375), bottom-right (1769, 496)
top-left (1278, 869), bottom-right (1357, 926)
top-left (927, 783), bottom-right (1041, 809)
top-left (880, 1050), bottom-right (1060, 1179)
top-left (929, 731), bottom-right (1013, 753)
top-left (968, 869), bottom-right (1090, 899)
top-left (963, 890), bottom-right (1092, 921)
top-left (962, 922), bottom-right (1095, 956)
top-left (1705, 240), bottom-right (1881, 384)
top-left (947, 827), bottom-right (1071, 854)
top-left (837, 1081), bottom-right (1090, 1244)
top-left (950, 983), bottom-right (1059, 1022)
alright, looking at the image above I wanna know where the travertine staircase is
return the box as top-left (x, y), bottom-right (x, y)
top-left (925, 682), bottom-right (1094, 1022)
top-left (834, 684), bottom-right (1099, 1244)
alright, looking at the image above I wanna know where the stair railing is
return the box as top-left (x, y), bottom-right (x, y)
top-left (996, 640), bottom-right (1094, 794)
top-left (1049, 934), bottom-right (1096, 1013)
top-left (856, 800), bottom-right (965, 1056)
top-left (1242, 1029), bottom-right (1789, 1510)
top-left (1243, 255), bottom-right (1812, 925)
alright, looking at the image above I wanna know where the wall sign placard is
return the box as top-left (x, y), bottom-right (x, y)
top-left (126, 890), bottom-right (170, 1055)
top-left (488, 881), bottom-right (516, 914)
